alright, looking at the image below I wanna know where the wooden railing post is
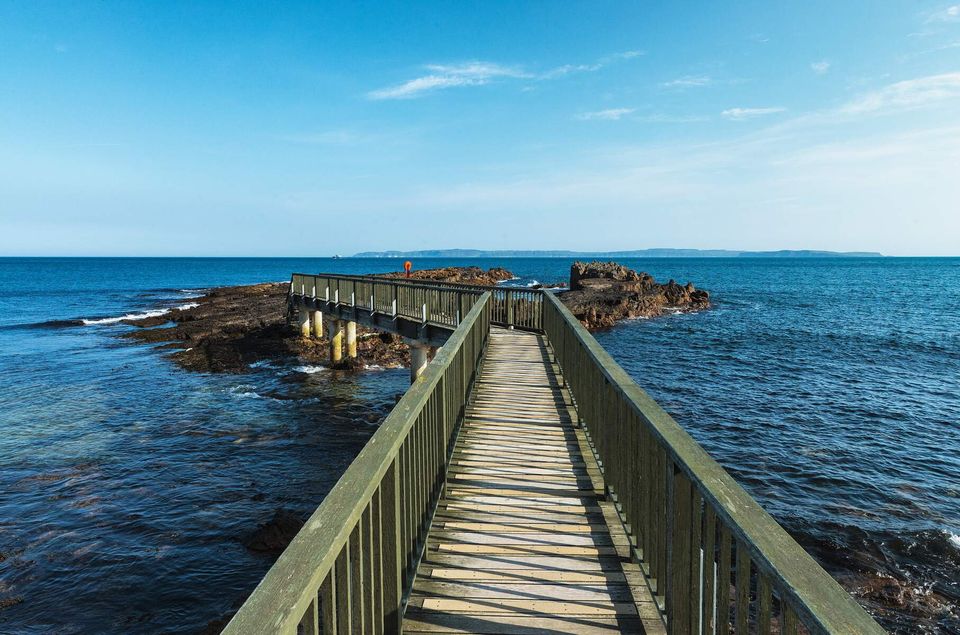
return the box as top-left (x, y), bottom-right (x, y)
top-left (380, 460), bottom-right (402, 634)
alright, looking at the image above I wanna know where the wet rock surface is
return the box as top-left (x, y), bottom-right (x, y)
top-left (559, 261), bottom-right (710, 329)
top-left (241, 509), bottom-right (304, 554)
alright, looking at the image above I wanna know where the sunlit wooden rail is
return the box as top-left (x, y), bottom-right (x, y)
top-left (224, 275), bottom-right (885, 634)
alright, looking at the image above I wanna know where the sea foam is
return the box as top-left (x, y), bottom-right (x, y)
top-left (293, 365), bottom-right (326, 374)
top-left (82, 308), bottom-right (171, 325)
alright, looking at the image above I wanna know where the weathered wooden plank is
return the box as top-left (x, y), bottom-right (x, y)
top-left (402, 613), bottom-right (647, 634)
top-left (404, 328), bottom-right (664, 635)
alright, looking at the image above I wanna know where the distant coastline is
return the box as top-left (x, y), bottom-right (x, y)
top-left (352, 248), bottom-right (884, 258)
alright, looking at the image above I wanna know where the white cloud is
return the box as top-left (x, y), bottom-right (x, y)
top-left (838, 72), bottom-right (960, 115)
top-left (721, 107), bottom-right (786, 120)
top-left (811, 60), bottom-right (831, 75)
top-left (368, 51), bottom-right (642, 99)
top-left (927, 4), bottom-right (960, 22)
top-left (661, 75), bottom-right (712, 88)
top-left (576, 108), bottom-right (635, 121)
top-left (368, 62), bottom-right (529, 99)
top-left (608, 50), bottom-right (645, 60)
top-left (540, 63), bottom-right (603, 79)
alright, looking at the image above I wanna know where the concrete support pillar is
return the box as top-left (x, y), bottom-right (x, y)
top-left (310, 310), bottom-right (324, 339)
top-left (346, 321), bottom-right (358, 358)
top-left (327, 318), bottom-right (344, 363)
top-left (298, 307), bottom-right (310, 338)
top-left (410, 342), bottom-right (430, 383)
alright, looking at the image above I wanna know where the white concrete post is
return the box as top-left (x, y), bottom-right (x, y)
top-left (346, 321), bottom-right (358, 358)
top-left (327, 318), bottom-right (343, 363)
top-left (298, 307), bottom-right (310, 338)
top-left (410, 342), bottom-right (430, 383)
top-left (310, 310), bottom-right (324, 338)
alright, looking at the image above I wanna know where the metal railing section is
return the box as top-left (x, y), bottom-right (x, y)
top-left (223, 293), bottom-right (492, 635)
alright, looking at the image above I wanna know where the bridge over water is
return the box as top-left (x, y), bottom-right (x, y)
top-left (225, 273), bottom-right (884, 635)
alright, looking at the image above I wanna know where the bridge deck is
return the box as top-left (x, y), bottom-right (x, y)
top-left (404, 328), bottom-right (665, 634)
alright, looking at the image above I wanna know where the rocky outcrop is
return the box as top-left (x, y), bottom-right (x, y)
top-left (559, 261), bottom-right (709, 329)
top-left (120, 267), bottom-right (518, 373)
top-left (378, 266), bottom-right (514, 286)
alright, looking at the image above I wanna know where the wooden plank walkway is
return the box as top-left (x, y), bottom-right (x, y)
top-left (404, 328), bottom-right (665, 634)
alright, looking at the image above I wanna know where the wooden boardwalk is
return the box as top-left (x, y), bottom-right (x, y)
top-left (404, 328), bottom-right (665, 634)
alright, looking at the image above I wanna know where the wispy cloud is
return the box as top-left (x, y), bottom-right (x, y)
top-left (721, 107), bottom-right (786, 120)
top-left (607, 50), bottom-right (645, 60)
top-left (368, 62), bottom-right (529, 100)
top-left (811, 60), bottom-right (831, 75)
top-left (926, 4), bottom-right (960, 22)
top-left (576, 108), bottom-right (635, 121)
top-left (661, 75), bottom-right (712, 88)
top-left (540, 63), bottom-right (603, 79)
top-left (368, 51), bottom-right (643, 100)
top-left (838, 72), bottom-right (960, 115)
top-left (636, 113), bottom-right (709, 123)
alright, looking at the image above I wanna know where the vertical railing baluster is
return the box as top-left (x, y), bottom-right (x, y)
top-left (758, 574), bottom-right (772, 634)
top-left (381, 461), bottom-right (402, 635)
top-left (320, 571), bottom-right (336, 634)
top-left (718, 525), bottom-right (732, 631)
top-left (735, 540), bottom-right (750, 635)
top-left (702, 506), bottom-right (717, 635)
top-left (363, 504), bottom-right (375, 633)
top-left (690, 489), bottom-right (703, 633)
top-left (335, 546), bottom-right (351, 635)
top-left (350, 524), bottom-right (364, 634)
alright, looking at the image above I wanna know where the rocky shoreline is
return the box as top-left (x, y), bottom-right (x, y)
top-left (119, 263), bottom-right (709, 374)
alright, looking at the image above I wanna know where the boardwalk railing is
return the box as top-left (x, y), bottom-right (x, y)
top-left (541, 291), bottom-right (884, 634)
top-left (290, 272), bottom-right (542, 331)
top-left (223, 293), bottom-right (491, 635)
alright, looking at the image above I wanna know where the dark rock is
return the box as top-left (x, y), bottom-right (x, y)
top-left (242, 509), bottom-right (304, 554)
top-left (559, 261), bottom-right (710, 329)
top-left (0, 596), bottom-right (24, 610)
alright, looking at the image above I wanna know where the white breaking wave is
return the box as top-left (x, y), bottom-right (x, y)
top-left (81, 301), bottom-right (196, 326)
top-left (82, 308), bottom-right (171, 325)
top-left (525, 280), bottom-right (540, 287)
top-left (293, 365), bottom-right (326, 374)
top-left (949, 532), bottom-right (960, 550)
top-left (229, 384), bottom-right (261, 399)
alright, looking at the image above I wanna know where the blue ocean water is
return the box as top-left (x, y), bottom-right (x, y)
top-left (0, 257), bottom-right (958, 633)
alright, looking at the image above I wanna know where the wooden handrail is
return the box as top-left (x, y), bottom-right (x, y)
top-left (223, 293), bottom-right (492, 634)
top-left (541, 291), bottom-right (884, 634)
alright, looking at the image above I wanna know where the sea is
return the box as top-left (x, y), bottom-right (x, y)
top-left (0, 257), bottom-right (957, 634)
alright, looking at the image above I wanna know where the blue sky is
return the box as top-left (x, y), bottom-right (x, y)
top-left (1, 1), bottom-right (959, 256)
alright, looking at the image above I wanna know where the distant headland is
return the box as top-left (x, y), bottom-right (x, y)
top-left (352, 248), bottom-right (883, 258)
